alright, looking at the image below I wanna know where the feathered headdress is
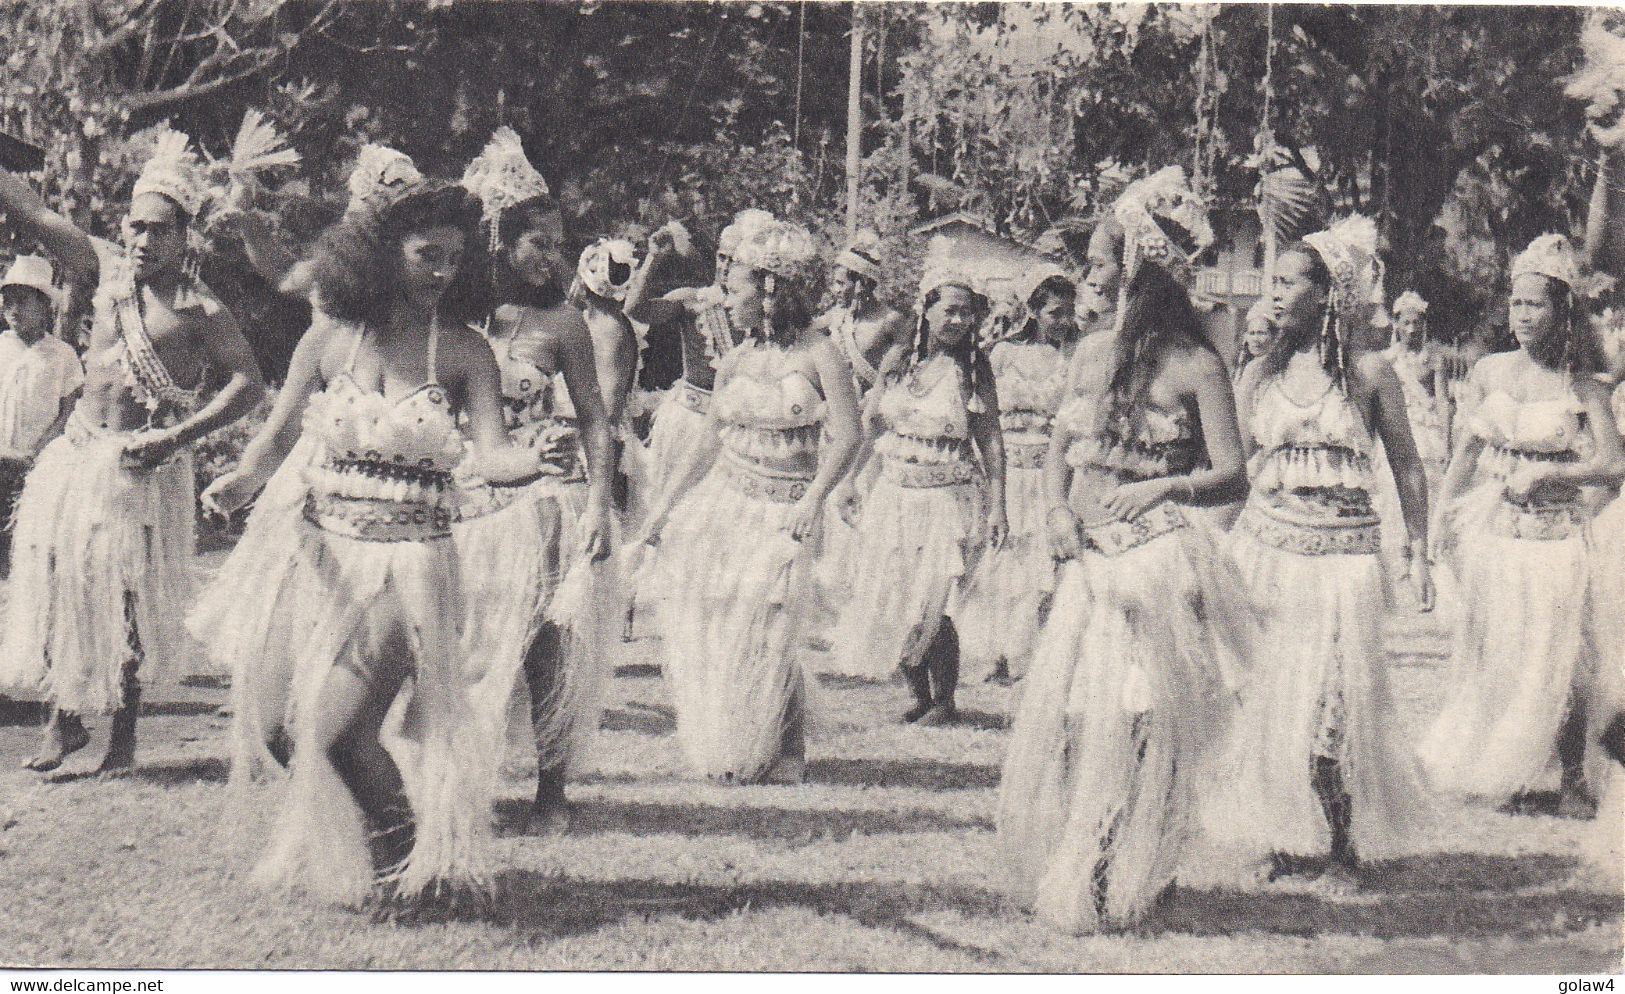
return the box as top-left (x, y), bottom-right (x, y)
top-left (1511, 233), bottom-right (1582, 292)
top-left (834, 228), bottom-right (883, 283)
top-left (916, 234), bottom-right (989, 311)
top-left (733, 220), bottom-right (822, 287)
top-left (131, 127), bottom-right (209, 220)
top-left (1113, 165), bottom-right (1214, 281)
top-left (346, 144), bottom-right (423, 214)
top-left (576, 237), bottom-right (640, 301)
top-left (718, 209), bottom-right (775, 258)
top-left (1302, 214), bottom-right (1382, 321)
top-left (462, 127), bottom-right (551, 251)
top-left (1391, 290), bottom-right (1428, 318)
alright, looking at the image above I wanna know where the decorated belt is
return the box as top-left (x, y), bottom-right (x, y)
top-left (880, 456), bottom-right (978, 489)
top-left (676, 381), bottom-right (712, 415)
top-left (1492, 500), bottom-right (1590, 541)
top-left (721, 456), bottom-right (812, 504)
top-left (1007, 440), bottom-right (1048, 470)
top-left (1236, 497), bottom-right (1381, 557)
top-left (306, 493), bottom-right (453, 542)
top-left (1077, 501), bottom-right (1187, 558)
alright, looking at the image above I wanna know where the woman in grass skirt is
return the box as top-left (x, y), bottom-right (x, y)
top-left (201, 175), bottom-right (548, 910)
top-left (1205, 217), bottom-right (1437, 894)
top-left (1420, 233), bottom-right (1625, 817)
top-left (997, 168), bottom-right (1251, 933)
top-left (959, 267), bottom-right (1077, 684)
top-left (642, 219), bottom-right (860, 783)
top-left (456, 128), bottom-right (616, 833)
top-left (825, 241), bottom-right (1007, 726)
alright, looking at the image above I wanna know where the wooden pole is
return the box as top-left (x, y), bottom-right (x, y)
top-left (845, 2), bottom-right (864, 241)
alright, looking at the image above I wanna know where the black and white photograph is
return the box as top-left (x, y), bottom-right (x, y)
top-left (0, 0), bottom-right (1621, 978)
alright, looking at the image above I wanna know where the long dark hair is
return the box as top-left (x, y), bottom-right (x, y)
top-left (1104, 261), bottom-right (1214, 426)
top-left (485, 197), bottom-right (567, 312)
top-left (1017, 274), bottom-right (1077, 344)
top-left (910, 283), bottom-right (993, 405)
top-left (1259, 243), bottom-right (1347, 391)
top-left (1523, 275), bottom-right (1604, 376)
top-left (307, 182), bottom-right (487, 327)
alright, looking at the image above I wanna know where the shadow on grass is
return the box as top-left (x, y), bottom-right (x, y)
top-left (141, 701), bottom-right (225, 718)
top-left (949, 709), bottom-right (1009, 732)
top-left (614, 663), bottom-right (661, 679)
top-left (1157, 852), bottom-right (1619, 939)
top-left (807, 757), bottom-right (1000, 791)
top-left (493, 796), bottom-right (991, 841)
top-left (0, 697), bottom-right (44, 726)
top-left (815, 673), bottom-right (894, 690)
top-left (483, 871), bottom-right (1012, 962)
top-left (179, 674), bottom-right (230, 690)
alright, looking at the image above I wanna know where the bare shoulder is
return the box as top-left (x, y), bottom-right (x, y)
top-left (1168, 340), bottom-right (1229, 385)
top-left (1350, 348), bottom-right (1401, 402)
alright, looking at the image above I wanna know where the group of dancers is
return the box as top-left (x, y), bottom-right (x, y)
top-left (0, 123), bottom-right (1622, 932)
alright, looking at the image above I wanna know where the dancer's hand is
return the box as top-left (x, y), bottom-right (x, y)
top-left (1046, 505), bottom-right (1083, 561)
top-left (582, 505), bottom-right (613, 562)
top-left (1101, 478), bottom-right (1171, 521)
top-left (122, 428), bottom-right (183, 470)
top-left (200, 470), bottom-right (259, 519)
top-left (986, 506), bottom-right (1009, 551)
top-left (787, 494), bottom-right (823, 543)
top-left (834, 483), bottom-right (861, 528)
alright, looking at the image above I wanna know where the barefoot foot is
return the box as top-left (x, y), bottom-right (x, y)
top-left (23, 714), bottom-right (90, 773)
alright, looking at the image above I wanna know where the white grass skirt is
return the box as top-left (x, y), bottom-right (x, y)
top-left (997, 513), bottom-right (1249, 933)
top-left (247, 519), bottom-right (491, 906)
top-left (958, 462), bottom-right (1055, 677)
top-left (1203, 525), bottom-right (1435, 870)
top-left (825, 473), bottom-right (983, 680)
top-left (1419, 507), bottom-right (1607, 800)
top-left (655, 465), bottom-right (812, 782)
top-left (455, 476), bottom-right (613, 779)
top-left (0, 424), bottom-right (196, 714)
top-left (187, 434), bottom-right (322, 774)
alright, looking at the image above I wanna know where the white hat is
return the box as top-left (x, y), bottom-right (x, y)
top-left (0, 254), bottom-right (61, 307)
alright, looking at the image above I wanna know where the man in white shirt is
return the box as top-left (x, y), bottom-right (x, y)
top-left (0, 254), bottom-right (81, 571)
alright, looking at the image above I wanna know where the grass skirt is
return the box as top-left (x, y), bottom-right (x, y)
top-left (825, 473), bottom-right (983, 680)
top-left (958, 462), bottom-right (1055, 678)
top-left (1419, 487), bottom-right (1610, 800)
top-left (1202, 519), bottom-right (1435, 872)
top-left (655, 465), bottom-right (812, 782)
top-left (187, 435), bottom-right (322, 775)
top-left (243, 519), bottom-right (492, 906)
top-left (633, 391), bottom-right (717, 626)
top-left (0, 423), bottom-right (196, 714)
top-left (997, 511), bottom-right (1249, 933)
top-left (455, 477), bottom-right (614, 779)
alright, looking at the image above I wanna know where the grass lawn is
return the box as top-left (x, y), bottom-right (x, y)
top-left (0, 565), bottom-right (1620, 973)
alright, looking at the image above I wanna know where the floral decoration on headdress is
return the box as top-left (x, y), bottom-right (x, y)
top-left (576, 237), bottom-right (639, 301)
top-left (834, 228), bottom-right (883, 283)
top-left (131, 127), bottom-right (210, 220)
top-left (461, 127), bottom-right (551, 250)
top-left (1511, 233), bottom-right (1582, 292)
top-left (733, 219), bottom-right (822, 287)
top-left (718, 209), bottom-right (775, 258)
top-left (1112, 165), bottom-right (1214, 283)
top-left (1302, 214), bottom-right (1383, 322)
top-left (1391, 290), bottom-right (1428, 318)
top-left (346, 144), bottom-right (424, 215)
top-left (916, 234), bottom-right (989, 312)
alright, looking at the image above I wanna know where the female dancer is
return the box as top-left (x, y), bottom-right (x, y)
top-left (190, 144), bottom-right (425, 776)
top-left (643, 219), bottom-right (860, 783)
top-left (960, 269), bottom-right (1078, 685)
top-left (827, 244), bottom-right (1007, 725)
top-left (997, 218), bottom-right (1250, 934)
top-left (456, 128), bottom-right (616, 834)
top-left (1207, 217), bottom-right (1436, 893)
top-left (1421, 233), bottom-right (1625, 817)
top-left (201, 175), bottom-right (544, 908)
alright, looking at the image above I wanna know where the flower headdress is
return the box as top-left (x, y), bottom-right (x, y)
top-left (1511, 233), bottom-right (1581, 292)
top-left (1298, 214), bottom-right (1383, 387)
top-left (131, 127), bottom-right (210, 220)
top-left (718, 209), bottom-right (775, 259)
top-left (834, 228), bottom-right (883, 283)
top-left (576, 237), bottom-right (639, 301)
top-left (1391, 290), bottom-right (1428, 318)
top-left (461, 127), bottom-right (551, 253)
top-left (730, 219), bottom-right (822, 343)
top-left (1110, 165), bottom-right (1213, 331)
